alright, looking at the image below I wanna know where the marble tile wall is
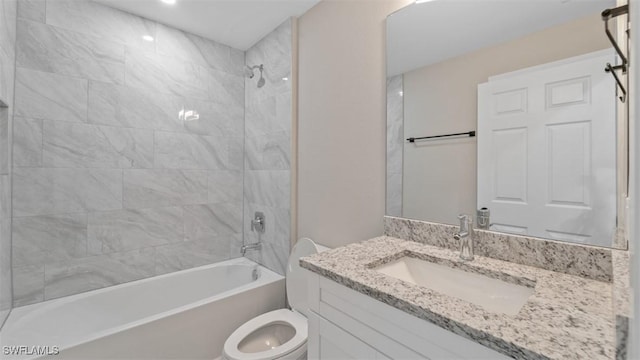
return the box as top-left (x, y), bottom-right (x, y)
top-left (243, 20), bottom-right (292, 275)
top-left (386, 75), bottom-right (403, 217)
top-left (11, 0), bottom-right (245, 306)
top-left (0, 0), bottom-right (16, 326)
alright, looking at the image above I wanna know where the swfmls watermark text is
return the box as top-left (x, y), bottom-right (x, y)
top-left (3, 346), bottom-right (60, 356)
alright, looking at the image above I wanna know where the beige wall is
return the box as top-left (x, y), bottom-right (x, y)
top-left (297, 0), bottom-right (411, 248)
top-left (402, 13), bottom-right (611, 225)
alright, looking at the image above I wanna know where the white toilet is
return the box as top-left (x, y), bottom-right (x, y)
top-left (222, 238), bottom-right (327, 360)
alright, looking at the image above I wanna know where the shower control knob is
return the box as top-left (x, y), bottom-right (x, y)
top-left (251, 212), bottom-right (265, 233)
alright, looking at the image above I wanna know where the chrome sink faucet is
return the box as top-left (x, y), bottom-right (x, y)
top-left (454, 214), bottom-right (474, 261)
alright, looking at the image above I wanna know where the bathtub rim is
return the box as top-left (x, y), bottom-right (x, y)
top-left (2, 257), bottom-right (284, 355)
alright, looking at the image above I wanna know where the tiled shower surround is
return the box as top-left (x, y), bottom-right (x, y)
top-left (243, 20), bottom-right (293, 276)
top-left (0, 0), bottom-right (16, 325)
top-left (11, 0), bottom-right (292, 306)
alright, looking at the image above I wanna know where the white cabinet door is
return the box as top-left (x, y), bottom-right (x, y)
top-left (478, 49), bottom-right (617, 245)
top-left (308, 312), bottom-right (385, 360)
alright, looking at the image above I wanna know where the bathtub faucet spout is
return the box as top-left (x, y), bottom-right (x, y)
top-left (241, 242), bottom-right (261, 256)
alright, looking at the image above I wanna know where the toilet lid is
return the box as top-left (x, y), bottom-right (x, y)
top-left (286, 238), bottom-right (319, 317)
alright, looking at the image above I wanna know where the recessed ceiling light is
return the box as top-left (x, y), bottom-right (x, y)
top-left (161, 0), bottom-right (176, 4)
top-left (282, 77), bottom-right (289, 81)
top-left (142, 35), bottom-right (154, 42)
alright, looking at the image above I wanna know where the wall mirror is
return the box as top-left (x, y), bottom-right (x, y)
top-left (386, 0), bottom-right (630, 249)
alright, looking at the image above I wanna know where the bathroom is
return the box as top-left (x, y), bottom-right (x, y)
top-left (0, 0), bottom-right (638, 359)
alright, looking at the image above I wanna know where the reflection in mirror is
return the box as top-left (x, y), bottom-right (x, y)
top-left (386, 0), bottom-right (629, 248)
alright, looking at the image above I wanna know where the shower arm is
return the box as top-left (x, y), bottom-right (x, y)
top-left (247, 64), bottom-right (263, 71)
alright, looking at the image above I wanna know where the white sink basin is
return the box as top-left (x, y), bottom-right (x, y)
top-left (374, 257), bottom-right (534, 316)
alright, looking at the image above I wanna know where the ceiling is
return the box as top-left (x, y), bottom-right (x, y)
top-left (95, 0), bottom-right (321, 50)
top-left (387, 0), bottom-right (616, 76)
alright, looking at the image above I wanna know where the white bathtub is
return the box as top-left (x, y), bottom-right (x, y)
top-left (0, 258), bottom-right (285, 360)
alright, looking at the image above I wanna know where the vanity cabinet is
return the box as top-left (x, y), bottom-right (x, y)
top-left (306, 272), bottom-right (510, 360)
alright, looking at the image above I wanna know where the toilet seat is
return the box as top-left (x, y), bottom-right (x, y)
top-left (223, 309), bottom-right (308, 360)
top-left (223, 239), bottom-right (326, 360)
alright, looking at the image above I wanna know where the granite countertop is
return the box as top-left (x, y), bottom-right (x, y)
top-left (300, 236), bottom-right (614, 360)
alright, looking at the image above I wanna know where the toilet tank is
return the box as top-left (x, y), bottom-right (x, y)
top-left (286, 238), bottom-right (328, 316)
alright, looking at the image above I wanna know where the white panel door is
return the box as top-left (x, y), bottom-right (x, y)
top-left (478, 50), bottom-right (617, 245)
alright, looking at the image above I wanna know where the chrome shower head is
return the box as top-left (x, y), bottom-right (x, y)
top-left (257, 66), bottom-right (265, 88)
top-left (246, 64), bottom-right (265, 88)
